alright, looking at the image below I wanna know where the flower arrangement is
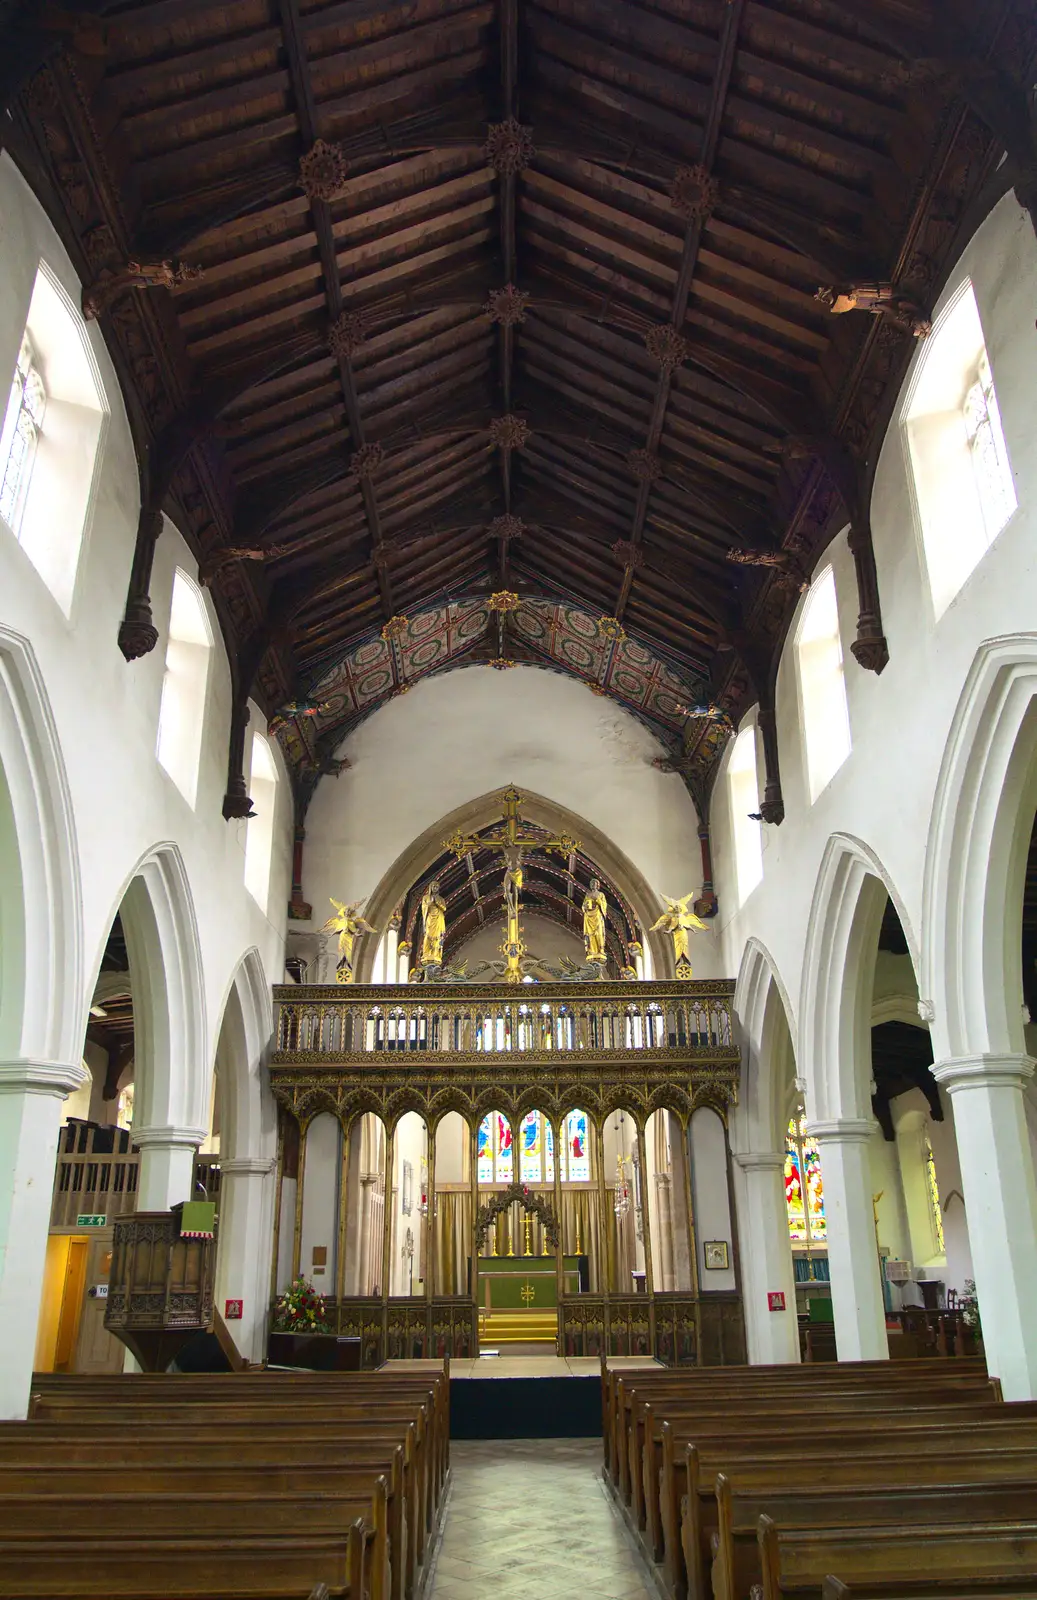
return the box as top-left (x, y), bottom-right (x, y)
top-left (960, 1278), bottom-right (981, 1334)
top-left (273, 1275), bottom-right (329, 1333)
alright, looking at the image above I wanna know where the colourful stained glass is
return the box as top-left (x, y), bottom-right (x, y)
top-left (784, 1121), bottom-right (807, 1242)
top-left (497, 1113), bottom-right (513, 1180)
top-left (520, 1112), bottom-right (541, 1182)
top-left (925, 1137), bottom-right (945, 1254)
top-left (545, 1119), bottom-right (555, 1183)
top-left (802, 1133), bottom-right (826, 1241)
top-left (565, 1110), bottom-right (589, 1181)
top-left (477, 1114), bottom-right (492, 1183)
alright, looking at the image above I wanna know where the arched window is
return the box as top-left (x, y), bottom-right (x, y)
top-left (904, 280), bottom-right (1015, 618)
top-left (156, 569), bottom-right (213, 806)
top-left (243, 732), bottom-right (277, 911)
top-left (515, 1110), bottom-right (590, 1183)
top-left (477, 1112), bottom-right (513, 1183)
top-left (796, 566), bottom-right (851, 802)
top-left (0, 263), bottom-right (106, 613)
top-left (785, 1116), bottom-right (826, 1245)
top-left (727, 726), bottom-right (763, 904)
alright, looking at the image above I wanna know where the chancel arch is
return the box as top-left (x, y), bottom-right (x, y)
top-left (355, 788), bottom-right (677, 980)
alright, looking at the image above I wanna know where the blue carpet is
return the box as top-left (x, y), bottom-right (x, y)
top-left (450, 1376), bottom-right (601, 1438)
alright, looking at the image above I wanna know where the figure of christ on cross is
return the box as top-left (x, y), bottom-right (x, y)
top-left (443, 786), bottom-right (580, 983)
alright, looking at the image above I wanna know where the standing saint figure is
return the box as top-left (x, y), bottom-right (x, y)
top-left (419, 880), bottom-right (447, 968)
top-left (582, 878), bottom-right (608, 965)
top-left (322, 897), bottom-right (375, 984)
top-left (650, 893), bottom-right (708, 975)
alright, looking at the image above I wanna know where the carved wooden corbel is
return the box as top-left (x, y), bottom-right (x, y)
top-left (815, 283), bottom-right (931, 340)
top-left (222, 697), bottom-right (255, 821)
top-left (846, 515), bottom-right (889, 675)
top-left (82, 258), bottom-right (203, 322)
top-left (755, 704), bottom-right (785, 826)
top-left (117, 506), bottom-right (164, 660)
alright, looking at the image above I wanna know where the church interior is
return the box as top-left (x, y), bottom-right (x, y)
top-left (4, 0), bottom-right (1037, 1596)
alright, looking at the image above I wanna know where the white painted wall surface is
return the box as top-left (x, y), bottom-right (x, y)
top-left (690, 1108), bottom-right (736, 1292)
top-left (300, 1113), bottom-right (341, 1289)
top-left (456, 912), bottom-right (586, 969)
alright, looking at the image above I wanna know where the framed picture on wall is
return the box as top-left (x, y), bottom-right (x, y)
top-left (401, 1159), bottom-right (413, 1215)
top-left (704, 1240), bottom-right (729, 1271)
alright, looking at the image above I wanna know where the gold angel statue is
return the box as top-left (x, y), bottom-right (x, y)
top-left (322, 897), bottom-right (375, 984)
top-left (582, 878), bottom-right (608, 965)
top-left (650, 893), bottom-right (709, 976)
top-left (419, 880), bottom-right (447, 968)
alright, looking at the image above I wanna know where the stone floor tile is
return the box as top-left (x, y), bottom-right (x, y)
top-left (427, 1441), bottom-right (655, 1600)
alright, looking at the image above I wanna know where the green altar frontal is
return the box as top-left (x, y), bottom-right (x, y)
top-left (472, 1255), bottom-right (587, 1310)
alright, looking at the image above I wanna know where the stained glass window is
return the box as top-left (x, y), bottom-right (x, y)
top-left (964, 350), bottom-right (1016, 540)
top-left (0, 334), bottom-right (45, 531)
top-left (785, 1116), bottom-right (826, 1245)
top-left (477, 1114), bottom-right (493, 1183)
top-left (565, 1110), bottom-right (590, 1181)
top-left (924, 1136), bottom-right (945, 1254)
top-left (520, 1111), bottom-right (541, 1182)
top-left (497, 1112), bottom-right (513, 1180)
top-left (545, 1118), bottom-right (555, 1184)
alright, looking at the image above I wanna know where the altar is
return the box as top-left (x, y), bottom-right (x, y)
top-left (471, 1254), bottom-right (588, 1311)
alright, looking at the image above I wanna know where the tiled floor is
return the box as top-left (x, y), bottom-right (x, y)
top-left (427, 1439), bottom-right (656, 1600)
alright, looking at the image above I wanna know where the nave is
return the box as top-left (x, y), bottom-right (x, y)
top-left (10, 1356), bottom-right (1037, 1599)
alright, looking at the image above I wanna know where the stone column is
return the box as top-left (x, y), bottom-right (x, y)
top-left (0, 1059), bottom-right (89, 1418)
top-left (809, 1119), bottom-right (887, 1361)
top-left (215, 1155), bottom-right (276, 1364)
top-left (733, 1151), bottom-right (799, 1365)
top-left (132, 1124), bottom-right (207, 1210)
top-left (932, 1054), bottom-right (1037, 1399)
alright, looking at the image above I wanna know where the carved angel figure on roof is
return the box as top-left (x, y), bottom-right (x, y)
top-left (321, 897), bottom-right (375, 984)
top-left (650, 893), bottom-right (709, 976)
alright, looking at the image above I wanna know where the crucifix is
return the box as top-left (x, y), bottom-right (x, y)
top-left (444, 786), bottom-right (579, 983)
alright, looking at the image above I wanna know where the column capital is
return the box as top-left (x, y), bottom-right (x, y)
top-left (807, 1117), bottom-right (874, 1145)
top-left (131, 1124), bottom-right (207, 1150)
top-left (931, 1054), bottom-right (1035, 1093)
top-left (734, 1150), bottom-right (786, 1173)
top-left (219, 1155), bottom-right (276, 1176)
top-left (0, 1059), bottom-right (89, 1099)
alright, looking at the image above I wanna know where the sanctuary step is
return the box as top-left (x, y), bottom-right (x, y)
top-left (480, 1311), bottom-right (558, 1344)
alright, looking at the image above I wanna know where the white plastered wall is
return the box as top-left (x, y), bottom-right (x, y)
top-left (0, 155), bottom-right (294, 1397)
top-left (302, 663), bottom-right (720, 974)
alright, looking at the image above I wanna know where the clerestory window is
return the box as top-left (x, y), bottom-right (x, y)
top-left (0, 334), bottom-right (46, 529)
top-left (795, 566), bottom-right (851, 802)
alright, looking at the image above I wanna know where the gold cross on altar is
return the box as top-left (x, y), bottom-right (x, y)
top-left (444, 787), bottom-right (580, 982)
top-left (520, 1281), bottom-right (536, 1305)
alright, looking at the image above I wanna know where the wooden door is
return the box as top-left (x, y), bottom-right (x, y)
top-left (72, 1236), bottom-right (124, 1373)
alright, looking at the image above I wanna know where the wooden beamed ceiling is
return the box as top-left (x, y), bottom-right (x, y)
top-left (8, 0), bottom-right (1031, 813)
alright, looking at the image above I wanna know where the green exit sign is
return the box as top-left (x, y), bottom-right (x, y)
top-left (76, 1214), bottom-right (107, 1228)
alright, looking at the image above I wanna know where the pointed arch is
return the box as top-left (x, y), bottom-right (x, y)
top-left (0, 626), bottom-right (82, 1064)
top-left (732, 937), bottom-right (798, 1155)
top-left (356, 787), bottom-right (671, 977)
top-left (94, 843), bottom-right (208, 1136)
top-left (800, 833), bottom-right (918, 1123)
top-left (213, 947), bottom-right (276, 1160)
top-left (921, 635), bottom-right (1037, 1061)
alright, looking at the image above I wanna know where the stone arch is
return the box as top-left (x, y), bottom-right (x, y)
top-left (97, 843), bottom-right (208, 1137)
top-left (732, 937), bottom-right (798, 1156)
top-left (921, 634), bottom-right (1037, 1061)
top-left (212, 948), bottom-right (275, 1160)
top-left (356, 788), bottom-right (672, 978)
top-left (0, 626), bottom-right (82, 1065)
top-left (800, 833), bottom-right (918, 1123)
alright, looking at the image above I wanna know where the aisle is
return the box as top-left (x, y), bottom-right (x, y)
top-left (428, 1439), bottom-right (655, 1600)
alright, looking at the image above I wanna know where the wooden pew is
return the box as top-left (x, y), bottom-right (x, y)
top-left (602, 1360), bottom-right (992, 1491)
top-left (0, 1532), bottom-right (366, 1598)
top-left (755, 1512), bottom-right (1037, 1600)
top-left (677, 1433), bottom-right (1037, 1600)
top-left (631, 1387), bottom-right (1011, 1552)
top-left (0, 1487), bottom-right (390, 1600)
top-left (713, 1474), bottom-right (1037, 1600)
top-left (0, 1426), bottom-right (420, 1600)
